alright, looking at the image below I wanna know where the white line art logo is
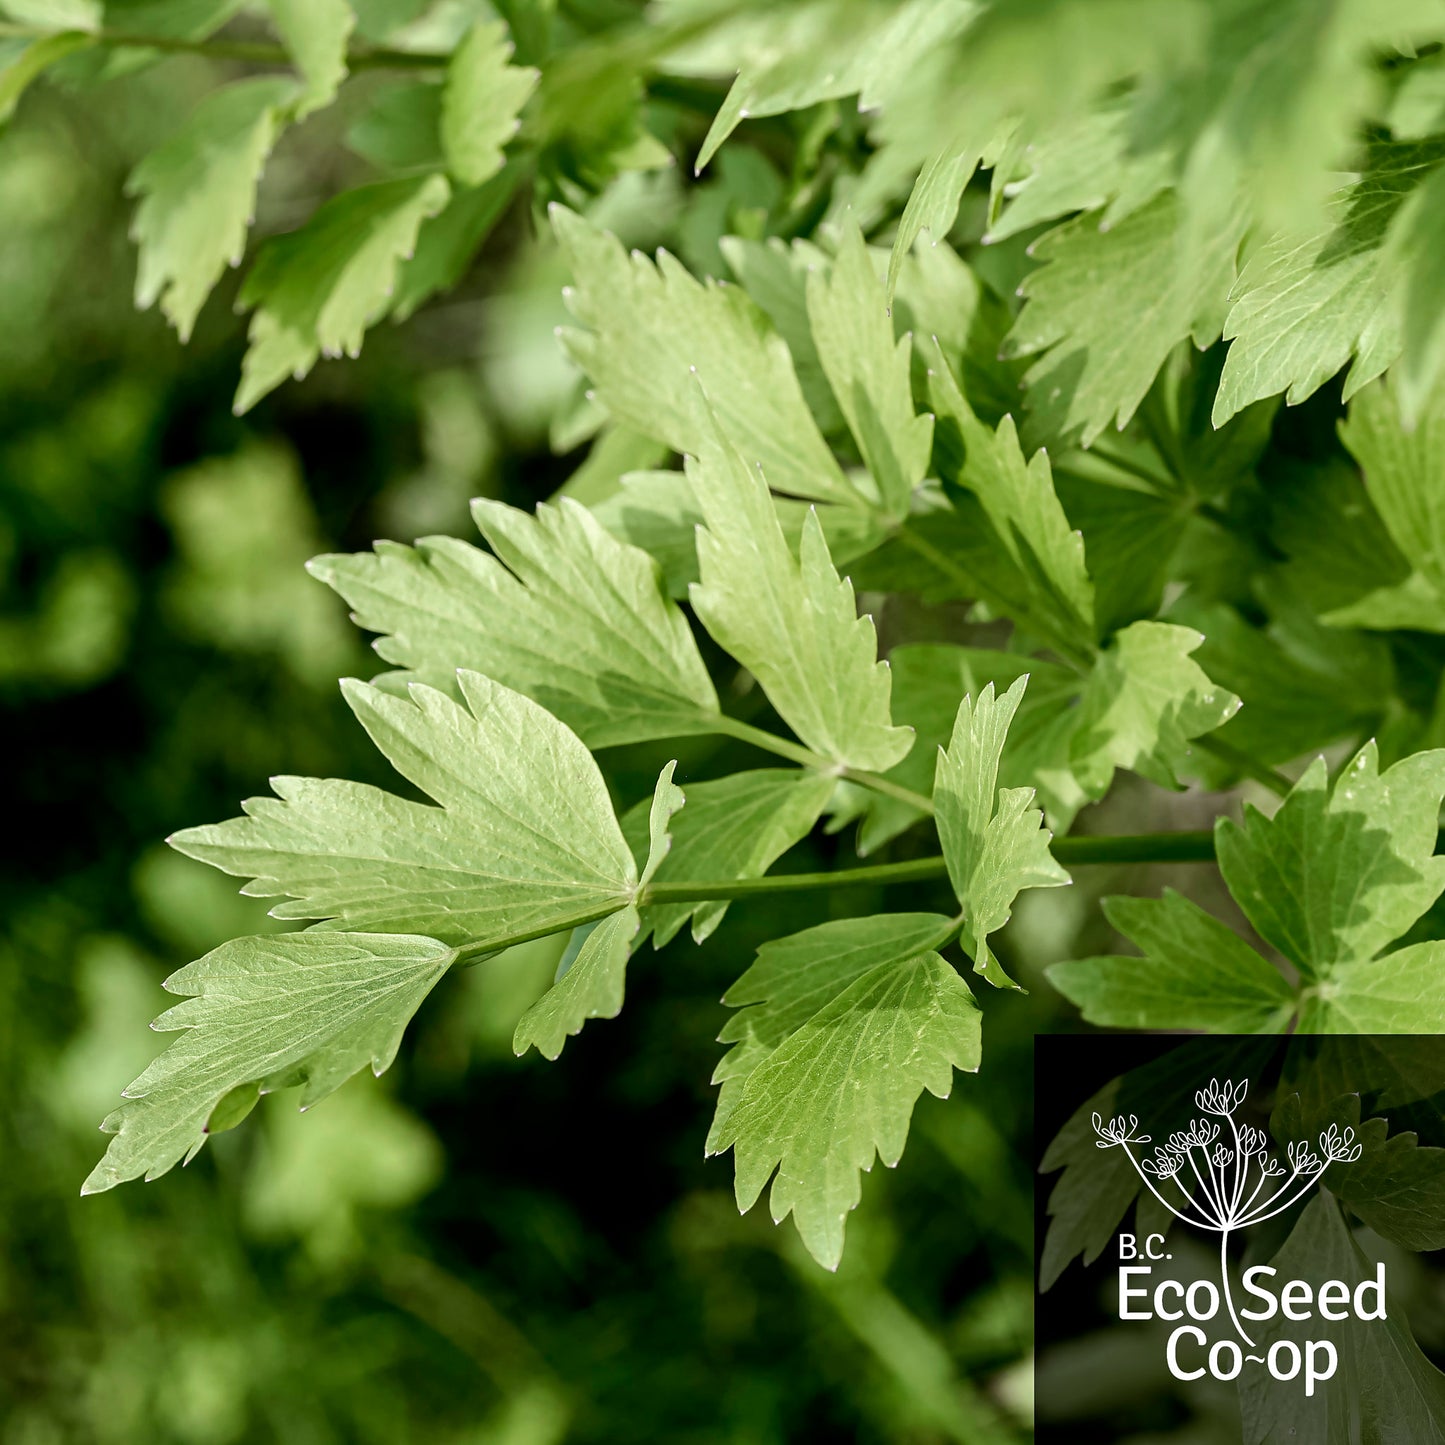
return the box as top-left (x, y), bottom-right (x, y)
top-left (1092, 1077), bottom-right (1376, 1395)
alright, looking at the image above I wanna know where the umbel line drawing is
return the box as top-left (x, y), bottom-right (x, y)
top-left (1093, 1078), bottom-right (1363, 1344)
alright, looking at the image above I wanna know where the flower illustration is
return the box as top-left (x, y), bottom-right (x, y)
top-left (1288, 1139), bottom-right (1325, 1176)
top-left (1236, 1123), bottom-right (1267, 1157)
top-left (1196, 1077), bottom-right (1248, 1116)
top-left (1320, 1123), bottom-right (1362, 1164)
top-left (1168, 1119), bottom-right (1220, 1152)
top-left (1093, 1112), bottom-right (1151, 1148)
top-left (1212, 1144), bottom-right (1233, 1168)
top-left (1142, 1149), bottom-right (1184, 1179)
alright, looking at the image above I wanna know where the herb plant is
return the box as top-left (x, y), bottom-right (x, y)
top-left (10, 0), bottom-right (1445, 1277)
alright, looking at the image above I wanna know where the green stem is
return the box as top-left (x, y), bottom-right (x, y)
top-left (1193, 735), bottom-right (1293, 799)
top-left (709, 714), bottom-right (937, 814)
top-left (640, 830), bottom-right (1217, 904)
top-left (0, 21), bottom-right (449, 69)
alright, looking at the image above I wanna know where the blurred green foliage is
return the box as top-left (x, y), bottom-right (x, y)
top-left (0, 32), bottom-right (1045, 1442)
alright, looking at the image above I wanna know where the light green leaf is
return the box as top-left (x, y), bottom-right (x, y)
top-left (391, 168), bottom-right (518, 321)
top-left (871, 645), bottom-right (1084, 845)
top-left (440, 18), bottom-right (538, 187)
top-left (170, 671), bottom-right (636, 946)
top-left (639, 760), bottom-right (685, 889)
top-left (1395, 149), bottom-right (1445, 425)
top-left (235, 173), bottom-right (450, 414)
top-left (1217, 744), bottom-right (1445, 981)
top-left (887, 143), bottom-right (981, 297)
top-left (1329, 373), bottom-right (1445, 631)
top-left (1213, 138), bottom-right (1445, 427)
top-left (926, 344), bottom-right (1095, 655)
top-left (0, 30), bottom-right (92, 123)
top-left (709, 911), bottom-right (954, 1144)
top-left (935, 676), bottom-right (1070, 989)
top-left (1006, 191), bottom-right (1242, 446)
top-left (692, 0), bottom-right (951, 173)
top-left (711, 945), bottom-right (979, 1270)
top-left (625, 768), bottom-right (835, 947)
top-left (1070, 620), bottom-right (1240, 797)
top-left (83, 931), bottom-right (454, 1193)
top-left (1299, 942), bottom-right (1445, 1033)
top-left (1047, 890), bottom-right (1296, 1032)
top-left (805, 225), bottom-right (933, 520)
top-left (553, 206), bottom-right (854, 507)
top-left (686, 407), bottom-right (912, 772)
top-left (717, 233), bottom-right (844, 432)
top-left (128, 76), bottom-right (296, 341)
top-left (311, 496), bottom-right (720, 748)
top-left (589, 467), bottom-right (888, 601)
top-left (511, 906), bottom-right (639, 1060)
top-left (265, 0), bottom-right (353, 118)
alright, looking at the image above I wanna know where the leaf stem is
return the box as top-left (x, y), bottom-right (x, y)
top-left (709, 715), bottom-right (937, 813)
top-left (1192, 735), bottom-right (1293, 799)
top-left (0, 21), bottom-right (450, 69)
top-left (640, 830), bottom-right (1217, 904)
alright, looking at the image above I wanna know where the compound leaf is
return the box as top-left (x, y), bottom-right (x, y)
top-left (235, 173), bottom-right (450, 414)
top-left (265, 0), bottom-right (353, 117)
top-left (1070, 621), bottom-right (1239, 798)
top-left (1047, 890), bottom-right (1296, 1033)
top-left (311, 496), bottom-right (721, 748)
top-left (935, 676), bottom-right (1070, 989)
top-left (1216, 744), bottom-right (1445, 980)
top-left (512, 906), bottom-right (640, 1060)
top-left (687, 409), bottom-right (912, 772)
top-left (170, 671), bottom-right (637, 946)
top-left (711, 944), bottom-right (980, 1270)
top-left (553, 206), bottom-right (853, 507)
top-left (83, 930), bottom-right (454, 1193)
top-left (624, 768), bottom-right (835, 947)
top-left (709, 911), bottom-right (954, 1144)
top-left (805, 224), bottom-right (933, 519)
top-left (128, 76), bottom-right (296, 341)
top-left (440, 18), bottom-right (538, 187)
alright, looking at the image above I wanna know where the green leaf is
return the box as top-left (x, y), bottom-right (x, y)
top-left (639, 759), bottom-right (685, 889)
top-left (0, 30), bottom-right (92, 124)
top-left (935, 676), bottom-right (1070, 989)
top-left (886, 143), bottom-right (981, 298)
top-left (589, 468), bottom-right (888, 601)
top-left (170, 671), bottom-right (637, 946)
top-left (311, 496), bottom-right (720, 748)
top-left (1216, 744), bottom-right (1445, 981)
top-left (805, 225), bottom-right (933, 519)
top-left (926, 343), bottom-right (1095, 654)
top-left (710, 943), bottom-right (979, 1270)
top-left (83, 931), bottom-right (454, 1193)
top-left (718, 234), bottom-right (845, 433)
top-left (693, 0), bottom-right (943, 173)
top-left (1237, 1194), bottom-right (1445, 1445)
top-left (553, 206), bottom-right (854, 507)
top-left (265, 0), bottom-right (353, 118)
top-left (391, 168), bottom-right (518, 322)
top-left (128, 76), bottom-right (296, 341)
top-left (1213, 138), bottom-right (1445, 427)
top-left (235, 173), bottom-right (450, 414)
top-left (439, 19), bottom-right (538, 187)
top-left (1329, 373), bottom-right (1445, 631)
top-left (709, 912), bottom-right (954, 1146)
top-left (1070, 620), bottom-right (1239, 797)
top-left (625, 768), bottom-right (835, 947)
top-left (1299, 942), bottom-right (1445, 1033)
top-left (511, 906), bottom-right (639, 1060)
top-left (1396, 163), bottom-right (1445, 423)
top-left (1047, 890), bottom-right (1296, 1032)
top-left (1005, 191), bottom-right (1243, 446)
top-left (686, 407), bottom-right (913, 772)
